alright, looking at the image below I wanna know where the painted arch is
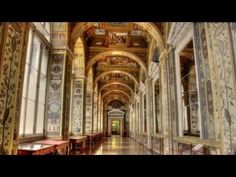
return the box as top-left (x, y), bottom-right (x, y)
top-left (95, 70), bottom-right (139, 87)
top-left (86, 50), bottom-right (147, 76)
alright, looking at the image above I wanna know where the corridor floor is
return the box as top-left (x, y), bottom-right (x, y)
top-left (82, 136), bottom-right (155, 155)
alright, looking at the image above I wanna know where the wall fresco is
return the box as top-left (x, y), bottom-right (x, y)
top-left (93, 85), bottom-right (98, 133)
top-left (0, 24), bottom-right (25, 154)
top-left (209, 23), bottom-right (236, 153)
top-left (71, 79), bottom-right (84, 134)
top-left (47, 53), bottom-right (64, 136)
top-left (85, 92), bottom-right (93, 134)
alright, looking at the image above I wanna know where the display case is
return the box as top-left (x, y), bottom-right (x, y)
top-left (35, 140), bottom-right (69, 155)
top-left (18, 143), bottom-right (55, 155)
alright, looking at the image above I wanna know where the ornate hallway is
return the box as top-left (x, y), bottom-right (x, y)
top-left (1, 22), bottom-right (236, 155)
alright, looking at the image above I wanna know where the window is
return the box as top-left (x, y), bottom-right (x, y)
top-left (179, 39), bottom-right (199, 137)
top-left (19, 29), bottom-right (49, 138)
top-left (154, 80), bottom-right (161, 133)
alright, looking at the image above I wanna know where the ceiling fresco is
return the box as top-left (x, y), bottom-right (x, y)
top-left (95, 56), bottom-right (139, 68)
top-left (83, 22), bottom-right (150, 48)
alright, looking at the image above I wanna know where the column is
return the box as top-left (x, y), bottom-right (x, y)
top-left (93, 84), bottom-right (98, 133)
top-left (71, 77), bottom-right (85, 135)
top-left (46, 49), bottom-right (72, 140)
top-left (145, 77), bottom-right (154, 149)
top-left (85, 89), bottom-right (93, 134)
top-left (46, 22), bottom-right (72, 140)
top-left (0, 23), bottom-right (28, 154)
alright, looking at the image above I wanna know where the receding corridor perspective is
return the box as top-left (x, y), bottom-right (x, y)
top-left (1, 22), bottom-right (236, 155)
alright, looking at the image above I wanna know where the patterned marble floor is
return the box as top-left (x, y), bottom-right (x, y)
top-left (80, 136), bottom-right (155, 155)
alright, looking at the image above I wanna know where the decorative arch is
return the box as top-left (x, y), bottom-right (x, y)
top-left (95, 70), bottom-right (139, 87)
top-left (106, 98), bottom-right (128, 105)
top-left (98, 81), bottom-right (134, 95)
top-left (86, 50), bottom-right (147, 75)
top-left (136, 22), bottom-right (165, 50)
top-left (104, 97), bottom-right (129, 107)
top-left (102, 90), bottom-right (131, 101)
top-left (103, 93), bottom-right (130, 103)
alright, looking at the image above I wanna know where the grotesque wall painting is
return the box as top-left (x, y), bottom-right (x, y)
top-left (0, 23), bottom-right (25, 154)
top-left (86, 92), bottom-right (93, 134)
top-left (71, 80), bottom-right (83, 134)
top-left (47, 54), bottom-right (64, 136)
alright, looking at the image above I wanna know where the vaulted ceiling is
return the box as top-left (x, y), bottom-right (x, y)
top-left (71, 22), bottom-right (165, 108)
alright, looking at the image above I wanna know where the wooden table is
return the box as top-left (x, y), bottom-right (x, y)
top-left (69, 136), bottom-right (87, 154)
top-left (35, 139), bottom-right (69, 155)
top-left (18, 143), bottom-right (55, 155)
top-left (86, 134), bottom-right (97, 144)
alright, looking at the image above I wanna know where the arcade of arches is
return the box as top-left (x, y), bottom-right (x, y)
top-left (1, 22), bottom-right (236, 155)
